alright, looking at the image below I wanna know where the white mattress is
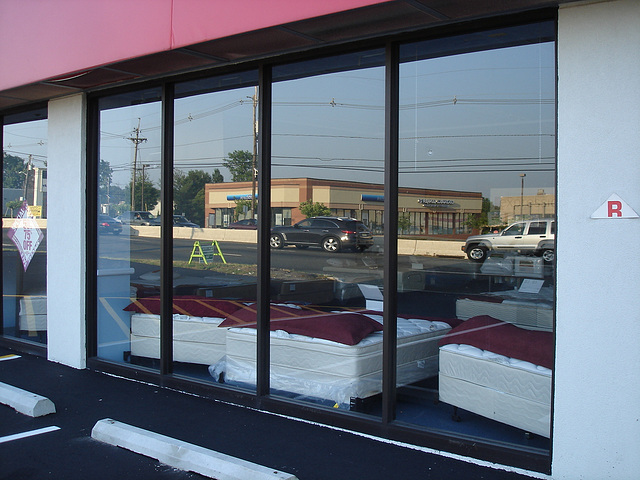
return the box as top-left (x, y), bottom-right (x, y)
top-left (439, 343), bottom-right (551, 437)
top-left (18, 295), bottom-right (47, 331)
top-left (456, 287), bottom-right (554, 331)
top-left (130, 313), bottom-right (227, 365)
top-left (212, 315), bottom-right (451, 407)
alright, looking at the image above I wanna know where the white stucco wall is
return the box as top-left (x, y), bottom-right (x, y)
top-left (554, 1), bottom-right (640, 478)
top-left (46, 94), bottom-right (86, 368)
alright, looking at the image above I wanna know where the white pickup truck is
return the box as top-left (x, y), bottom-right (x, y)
top-left (462, 218), bottom-right (555, 263)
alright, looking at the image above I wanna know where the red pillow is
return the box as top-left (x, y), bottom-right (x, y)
top-left (439, 315), bottom-right (553, 369)
top-left (124, 296), bottom-right (244, 318)
top-left (231, 312), bottom-right (383, 346)
top-left (218, 303), bottom-right (321, 327)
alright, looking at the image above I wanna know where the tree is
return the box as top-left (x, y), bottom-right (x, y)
top-left (299, 200), bottom-right (331, 218)
top-left (3, 152), bottom-right (26, 188)
top-left (397, 213), bottom-right (412, 233)
top-left (222, 150), bottom-right (253, 182)
top-left (233, 198), bottom-right (252, 221)
top-left (174, 169), bottom-right (223, 226)
top-left (98, 160), bottom-right (113, 208)
top-left (465, 197), bottom-right (493, 231)
top-left (124, 178), bottom-right (160, 212)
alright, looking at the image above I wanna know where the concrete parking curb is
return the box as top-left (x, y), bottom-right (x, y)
top-left (91, 418), bottom-right (299, 480)
top-left (0, 381), bottom-right (56, 417)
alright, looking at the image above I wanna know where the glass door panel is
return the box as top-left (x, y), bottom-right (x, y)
top-left (173, 72), bottom-right (259, 386)
top-left (270, 50), bottom-right (386, 411)
top-left (2, 110), bottom-right (48, 345)
top-left (396, 23), bottom-right (555, 450)
top-left (96, 88), bottom-right (162, 368)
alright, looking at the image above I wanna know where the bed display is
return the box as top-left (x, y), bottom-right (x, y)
top-left (130, 313), bottom-right (228, 365)
top-left (19, 294), bottom-right (47, 332)
top-left (125, 296), bottom-right (245, 365)
top-left (438, 315), bottom-right (553, 437)
top-left (123, 297), bottom-right (453, 408)
top-left (211, 309), bottom-right (452, 408)
top-left (455, 286), bottom-right (554, 331)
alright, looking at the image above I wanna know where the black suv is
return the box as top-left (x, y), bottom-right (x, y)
top-left (270, 216), bottom-right (374, 253)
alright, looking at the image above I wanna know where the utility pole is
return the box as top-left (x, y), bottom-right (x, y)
top-left (128, 118), bottom-right (147, 210)
top-left (141, 164), bottom-right (150, 211)
top-left (22, 154), bottom-right (33, 204)
top-left (251, 86), bottom-right (258, 219)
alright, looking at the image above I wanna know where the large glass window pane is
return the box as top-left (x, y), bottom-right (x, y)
top-left (2, 110), bottom-right (48, 345)
top-left (396, 23), bottom-right (555, 451)
top-left (173, 72), bottom-right (259, 385)
top-left (97, 88), bottom-right (162, 367)
top-left (268, 51), bottom-right (386, 411)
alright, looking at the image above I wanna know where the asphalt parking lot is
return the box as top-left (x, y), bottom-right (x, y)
top-left (0, 347), bottom-right (540, 480)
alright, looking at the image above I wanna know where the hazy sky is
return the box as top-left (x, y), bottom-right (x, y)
top-left (4, 38), bottom-right (555, 209)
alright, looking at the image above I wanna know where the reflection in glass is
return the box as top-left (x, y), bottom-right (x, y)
top-left (2, 112), bottom-right (48, 345)
top-left (266, 51), bottom-right (387, 411)
top-left (173, 73), bottom-right (259, 386)
top-left (96, 88), bottom-right (162, 367)
top-left (396, 25), bottom-right (555, 451)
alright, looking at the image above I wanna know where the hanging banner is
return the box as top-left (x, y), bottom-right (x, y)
top-left (7, 201), bottom-right (45, 271)
top-left (591, 193), bottom-right (639, 219)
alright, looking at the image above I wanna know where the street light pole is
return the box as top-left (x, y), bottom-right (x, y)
top-left (520, 173), bottom-right (526, 220)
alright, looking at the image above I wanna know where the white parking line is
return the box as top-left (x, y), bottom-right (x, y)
top-left (0, 426), bottom-right (60, 444)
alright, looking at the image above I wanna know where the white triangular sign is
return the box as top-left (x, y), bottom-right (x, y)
top-left (591, 194), bottom-right (639, 219)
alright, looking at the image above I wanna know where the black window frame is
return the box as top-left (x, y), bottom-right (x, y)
top-left (84, 12), bottom-right (557, 474)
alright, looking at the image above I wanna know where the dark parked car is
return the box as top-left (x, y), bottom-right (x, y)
top-left (227, 218), bottom-right (257, 229)
top-left (173, 215), bottom-right (200, 228)
top-left (270, 216), bottom-right (373, 253)
top-left (98, 214), bottom-right (122, 235)
top-left (115, 211), bottom-right (160, 226)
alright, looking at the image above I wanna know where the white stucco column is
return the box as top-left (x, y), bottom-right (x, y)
top-left (555, 1), bottom-right (640, 478)
top-left (46, 93), bottom-right (86, 368)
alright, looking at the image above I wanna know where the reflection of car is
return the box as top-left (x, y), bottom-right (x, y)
top-left (116, 211), bottom-right (160, 226)
top-left (173, 215), bottom-right (200, 228)
top-left (462, 218), bottom-right (555, 263)
top-left (98, 214), bottom-right (122, 235)
top-left (270, 216), bottom-right (374, 253)
top-left (228, 219), bottom-right (257, 229)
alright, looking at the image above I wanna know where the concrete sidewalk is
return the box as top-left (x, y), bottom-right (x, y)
top-left (0, 346), bottom-right (540, 480)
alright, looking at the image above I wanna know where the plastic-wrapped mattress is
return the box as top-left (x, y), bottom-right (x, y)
top-left (212, 316), bottom-right (451, 407)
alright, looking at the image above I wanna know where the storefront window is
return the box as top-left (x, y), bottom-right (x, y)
top-left (2, 109), bottom-right (48, 345)
top-left (396, 22), bottom-right (555, 450)
top-left (88, 19), bottom-right (555, 467)
top-left (173, 71), bottom-right (259, 385)
top-left (96, 88), bottom-right (162, 366)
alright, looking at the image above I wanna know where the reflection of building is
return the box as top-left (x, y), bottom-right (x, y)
top-left (205, 178), bottom-right (482, 236)
top-left (500, 189), bottom-right (555, 223)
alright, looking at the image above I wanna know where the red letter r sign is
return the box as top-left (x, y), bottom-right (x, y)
top-left (592, 194), bottom-right (639, 219)
top-left (608, 200), bottom-right (623, 217)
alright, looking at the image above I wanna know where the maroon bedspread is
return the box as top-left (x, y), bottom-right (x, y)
top-left (439, 315), bottom-right (553, 369)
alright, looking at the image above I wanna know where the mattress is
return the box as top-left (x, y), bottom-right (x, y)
top-left (439, 343), bottom-right (551, 437)
top-left (19, 295), bottom-right (47, 331)
top-left (212, 315), bottom-right (451, 407)
top-left (130, 313), bottom-right (227, 365)
top-left (456, 287), bottom-right (554, 331)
